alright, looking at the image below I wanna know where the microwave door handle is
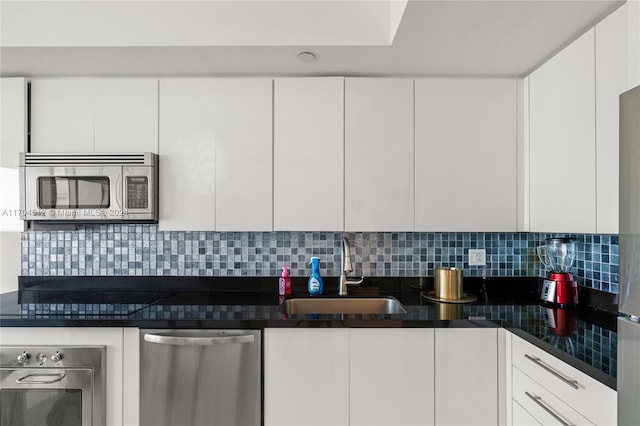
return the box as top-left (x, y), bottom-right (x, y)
top-left (102, 176), bottom-right (110, 208)
top-left (50, 178), bottom-right (57, 208)
top-left (71, 178), bottom-right (78, 208)
top-left (115, 173), bottom-right (123, 214)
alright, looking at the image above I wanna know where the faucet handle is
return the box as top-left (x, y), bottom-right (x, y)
top-left (346, 276), bottom-right (364, 286)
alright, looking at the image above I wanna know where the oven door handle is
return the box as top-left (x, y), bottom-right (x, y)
top-left (16, 373), bottom-right (66, 384)
top-left (144, 333), bottom-right (255, 346)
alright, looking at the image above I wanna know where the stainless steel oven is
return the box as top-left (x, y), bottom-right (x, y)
top-left (19, 152), bottom-right (158, 222)
top-left (0, 346), bottom-right (105, 426)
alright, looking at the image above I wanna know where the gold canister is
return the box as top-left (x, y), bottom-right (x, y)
top-left (433, 267), bottom-right (463, 300)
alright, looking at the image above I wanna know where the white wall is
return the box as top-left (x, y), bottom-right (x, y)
top-left (629, 0), bottom-right (640, 88)
top-left (1, 78), bottom-right (27, 293)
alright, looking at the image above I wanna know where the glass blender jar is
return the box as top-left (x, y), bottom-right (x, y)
top-left (536, 237), bottom-right (579, 305)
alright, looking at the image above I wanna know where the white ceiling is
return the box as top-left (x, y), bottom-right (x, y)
top-left (0, 0), bottom-right (625, 78)
top-left (0, 1), bottom-right (409, 47)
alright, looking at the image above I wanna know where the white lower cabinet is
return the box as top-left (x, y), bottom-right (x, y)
top-left (0, 327), bottom-right (131, 426)
top-left (350, 329), bottom-right (434, 426)
top-left (122, 328), bottom-right (140, 426)
top-left (512, 400), bottom-right (542, 426)
top-left (513, 367), bottom-right (592, 426)
top-left (434, 328), bottom-right (499, 426)
top-left (264, 328), bottom-right (350, 426)
top-left (510, 334), bottom-right (616, 426)
top-left (264, 328), bottom-right (435, 426)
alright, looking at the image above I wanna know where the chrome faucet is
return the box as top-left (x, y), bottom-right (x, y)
top-left (339, 237), bottom-right (364, 295)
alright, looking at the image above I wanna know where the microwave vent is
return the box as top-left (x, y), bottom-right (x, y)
top-left (21, 153), bottom-right (155, 166)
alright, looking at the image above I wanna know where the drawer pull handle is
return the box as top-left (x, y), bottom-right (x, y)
top-left (524, 354), bottom-right (579, 389)
top-left (525, 391), bottom-right (574, 426)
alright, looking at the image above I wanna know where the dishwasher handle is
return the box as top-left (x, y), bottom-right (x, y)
top-left (144, 333), bottom-right (255, 346)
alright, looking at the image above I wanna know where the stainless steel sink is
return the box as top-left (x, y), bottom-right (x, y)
top-left (277, 296), bottom-right (407, 315)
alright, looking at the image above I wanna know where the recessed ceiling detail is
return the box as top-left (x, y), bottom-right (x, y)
top-left (0, 0), bottom-right (408, 47)
top-left (0, 0), bottom-right (625, 77)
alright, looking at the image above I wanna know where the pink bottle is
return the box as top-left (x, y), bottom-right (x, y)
top-left (279, 266), bottom-right (292, 296)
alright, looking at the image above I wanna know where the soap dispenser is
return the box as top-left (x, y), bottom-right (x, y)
top-left (308, 257), bottom-right (324, 296)
top-left (279, 265), bottom-right (292, 296)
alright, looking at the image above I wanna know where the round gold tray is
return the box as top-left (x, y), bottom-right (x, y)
top-left (421, 291), bottom-right (478, 304)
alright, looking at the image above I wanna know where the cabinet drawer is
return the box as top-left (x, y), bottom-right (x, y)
top-left (513, 400), bottom-right (542, 426)
top-left (512, 335), bottom-right (616, 425)
top-left (513, 367), bottom-right (593, 426)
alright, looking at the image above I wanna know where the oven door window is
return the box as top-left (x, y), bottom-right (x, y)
top-left (38, 177), bottom-right (110, 209)
top-left (1, 389), bottom-right (82, 426)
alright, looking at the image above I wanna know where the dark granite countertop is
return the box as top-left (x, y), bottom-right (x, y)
top-left (0, 276), bottom-right (618, 389)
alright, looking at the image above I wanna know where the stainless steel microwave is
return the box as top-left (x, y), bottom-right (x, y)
top-left (19, 152), bottom-right (158, 222)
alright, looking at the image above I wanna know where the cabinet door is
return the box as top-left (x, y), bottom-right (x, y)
top-left (345, 78), bottom-right (414, 231)
top-left (435, 328), bottom-right (498, 426)
top-left (0, 77), bottom-right (27, 168)
top-left (415, 79), bottom-right (517, 231)
top-left (595, 4), bottom-right (628, 234)
top-left (529, 29), bottom-right (596, 233)
top-left (122, 328), bottom-right (140, 426)
top-left (0, 78), bottom-right (27, 293)
top-left (94, 79), bottom-right (158, 153)
top-left (274, 77), bottom-right (344, 231)
top-left (350, 328), bottom-right (435, 426)
top-left (214, 78), bottom-right (273, 231)
top-left (30, 79), bottom-right (94, 152)
top-left (1, 327), bottom-right (125, 426)
top-left (264, 328), bottom-right (349, 426)
top-left (158, 78), bottom-right (216, 231)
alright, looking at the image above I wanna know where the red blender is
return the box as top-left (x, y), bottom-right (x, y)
top-left (536, 237), bottom-right (579, 306)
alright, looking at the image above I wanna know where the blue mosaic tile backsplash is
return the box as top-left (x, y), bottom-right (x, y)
top-left (20, 225), bottom-right (619, 293)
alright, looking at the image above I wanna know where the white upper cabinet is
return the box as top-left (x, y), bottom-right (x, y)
top-left (214, 78), bottom-right (272, 231)
top-left (159, 79), bottom-right (216, 231)
top-left (595, 4), bottom-right (628, 234)
top-left (1, 78), bottom-right (28, 167)
top-left (31, 79), bottom-right (94, 152)
top-left (274, 77), bottom-right (344, 231)
top-left (529, 29), bottom-right (596, 233)
top-left (344, 78), bottom-right (414, 231)
top-left (159, 78), bottom-right (272, 231)
top-left (30, 78), bottom-right (158, 153)
top-left (415, 79), bottom-right (518, 232)
top-left (93, 79), bottom-right (158, 153)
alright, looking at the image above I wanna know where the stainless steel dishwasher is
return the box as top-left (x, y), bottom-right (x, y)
top-left (140, 329), bottom-right (261, 426)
